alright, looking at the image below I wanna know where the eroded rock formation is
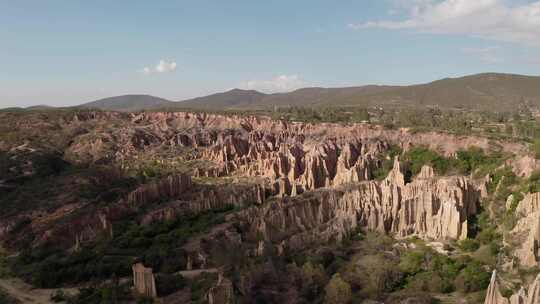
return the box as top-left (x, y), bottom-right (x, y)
top-left (126, 174), bottom-right (192, 206)
top-left (486, 271), bottom-right (540, 304)
top-left (508, 193), bottom-right (540, 267)
top-left (207, 272), bottom-right (235, 304)
top-left (132, 263), bottom-right (157, 298)
top-left (484, 271), bottom-right (509, 304)
top-left (237, 161), bottom-right (482, 251)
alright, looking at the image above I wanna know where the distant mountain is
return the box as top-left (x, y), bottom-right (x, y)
top-left (170, 73), bottom-right (540, 111)
top-left (21, 73), bottom-right (540, 113)
top-left (333, 73), bottom-right (540, 110)
top-left (79, 95), bottom-right (173, 112)
top-left (174, 89), bottom-right (267, 109)
top-left (253, 85), bottom-right (398, 108)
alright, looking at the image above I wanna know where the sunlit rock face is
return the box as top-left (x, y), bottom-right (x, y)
top-left (484, 271), bottom-right (509, 304)
top-left (485, 271), bottom-right (540, 304)
top-left (507, 193), bottom-right (540, 267)
top-left (132, 263), bottom-right (157, 299)
top-left (237, 161), bottom-right (482, 251)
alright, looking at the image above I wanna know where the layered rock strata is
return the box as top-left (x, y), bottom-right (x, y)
top-left (237, 161), bottom-right (482, 250)
top-left (485, 271), bottom-right (540, 304)
top-left (207, 272), bottom-right (235, 304)
top-left (132, 263), bottom-right (157, 298)
top-left (507, 193), bottom-right (540, 267)
top-left (126, 174), bottom-right (192, 206)
top-left (484, 271), bottom-right (510, 304)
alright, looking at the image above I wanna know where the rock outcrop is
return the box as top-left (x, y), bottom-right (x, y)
top-left (207, 272), bottom-right (235, 304)
top-left (238, 161), bottom-right (481, 250)
top-left (484, 271), bottom-right (509, 304)
top-left (141, 181), bottom-right (268, 224)
top-left (126, 174), bottom-right (192, 206)
top-left (508, 193), bottom-right (540, 267)
top-left (485, 271), bottom-right (540, 304)
top-left (132, 263), bottom-right (157, 298)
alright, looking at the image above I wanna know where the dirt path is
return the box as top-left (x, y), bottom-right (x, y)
top-left (0, 278), bottom-right (77, 304)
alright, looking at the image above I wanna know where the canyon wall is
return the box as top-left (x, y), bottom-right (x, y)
top-left (237, 160), bottom-right (483, 251)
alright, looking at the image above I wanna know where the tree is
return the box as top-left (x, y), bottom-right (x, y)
top-left (324, 273), bottom-right (352, 304)
top-left (301, 261), bottom-right (327, 301)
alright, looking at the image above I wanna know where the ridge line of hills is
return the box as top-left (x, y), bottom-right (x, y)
top-left (7, 72), bottom-right (540, 112)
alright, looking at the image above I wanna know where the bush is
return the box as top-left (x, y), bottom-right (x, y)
top-left (399, 251), bottom-right (424, 275)
top-left (405, 271), bottom-right (453, 293)
top-left (454, 262), bottom-right (490, 292)
top-left (301, 261), bottom-right (328, 300)
top-left (457, 239), bottom-right (480, 252)
top-left (324, 273), bottom-right (352, 304)
top-left (403, 147), bottom-right (451, 176)
top-left (357, 254), bottom-right (403, 298)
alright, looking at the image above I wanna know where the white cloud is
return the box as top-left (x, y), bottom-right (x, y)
top-left (141, 59), bottom-right (177, 75)
top-left (240, 75), bottom-right (306, 93)
top-left (349, 0), bottom-right (540, 46)
top-left (460, 46), bottom-right (501, 63)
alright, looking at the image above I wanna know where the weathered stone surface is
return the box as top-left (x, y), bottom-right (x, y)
top-left (486, 271), bottom-right (540, 304)
top-left (141, 181), bottom-right (267, 224)
top-left (126, 174), bottom-right (192, 206)
top-left (132, 263), bottom-right (157, 298)
top-left (510, 288), bottom-right (527, 304)
top-left (508, 193), bottom-right (540, 267)
top-left (238, 161), bottom-right (481, 250)
top-left (506, 155), bottom-right (540, 178)
top-left (484, 271), bottom-right (509, 304)
top-left (207, 273), bottom-right (234, 304)
top-left (527, 273), bottom-right (540, 304)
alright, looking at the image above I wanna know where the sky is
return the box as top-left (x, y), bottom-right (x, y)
top-left (1, 0), bottom-right (540, 108)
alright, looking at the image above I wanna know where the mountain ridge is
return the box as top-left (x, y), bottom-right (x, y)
top-left (18, 73), bottom-right (540, 112)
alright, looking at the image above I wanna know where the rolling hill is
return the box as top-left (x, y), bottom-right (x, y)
top-left (79, 95), bottom-right (173, 112)
top-left (171, 73), bottom-right (540, 111)
top-left (173, 89), bottom-right (267, 109)
top-left (60, 73), bottom-right (540, 112)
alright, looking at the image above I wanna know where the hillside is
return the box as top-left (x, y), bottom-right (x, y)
top-left (172, 73), bottom-right (540, 111)
top-left (173, 89), bottom-right (267, 109)
top-left (32, 73), bottom-right (540, 112)
top-left (79, 94), bottom-right (173, 112)
top-left (335, 73), bottom-right (540, 110)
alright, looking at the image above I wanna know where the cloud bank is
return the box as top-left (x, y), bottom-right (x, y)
top-left (142, 59), bottom-right (177, 75)
top-left (349, 0), bottom-right (540, 46)
top-left (240, 75), bottom-right (305, 93)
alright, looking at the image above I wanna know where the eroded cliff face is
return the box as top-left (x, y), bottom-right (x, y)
top-left (59, 111), bottom-right (535, 179)
top-left (3, 110), bottom-right (535, 303)
top-left (3, 174), bottom-right (270, 251)
top-left (484, 271), bottom-right (509, 304)
top-left (485, 271), bottom-right (540, 304)
top-left (236, 161), bottom-right (482, 251)
top-left (507, 193), bottom-right (540, 267)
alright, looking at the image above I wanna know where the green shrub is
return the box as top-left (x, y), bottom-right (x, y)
top-left (399, 251), bottom-right (424, 275)
top-left (324, 273), bottom-right (352, 304)
top-left (403, 147), bottom-right (451, 176)
top-left (457, 239), bottom-right (480, 252)
top-left (454, 262), bottom-right (490, 292)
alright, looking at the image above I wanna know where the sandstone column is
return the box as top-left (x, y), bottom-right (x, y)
top-left (132, 263), bottom-right (157, 298)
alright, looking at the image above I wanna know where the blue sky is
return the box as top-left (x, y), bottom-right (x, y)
top-left (2, 0), bottom-right (540, 107)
